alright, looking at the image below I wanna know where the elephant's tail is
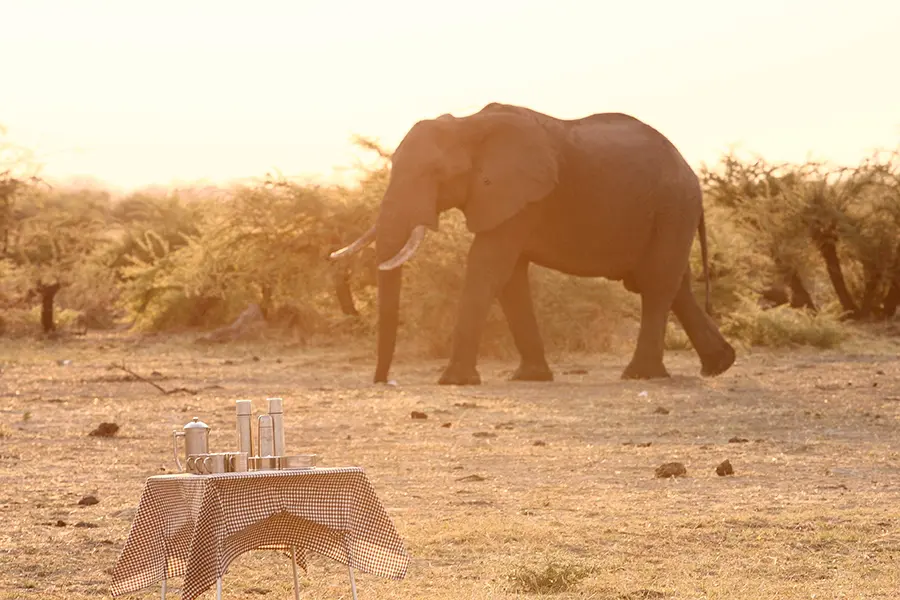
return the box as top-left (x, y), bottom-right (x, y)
top-left (698, 208), bottom-right (712, 315)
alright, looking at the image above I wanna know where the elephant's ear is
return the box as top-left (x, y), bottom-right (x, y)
top-left (462, 113), bottom-right (558, 233)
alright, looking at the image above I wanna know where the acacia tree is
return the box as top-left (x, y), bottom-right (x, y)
top-left (703, 150), bottom-right (900, 321)
top-left (832, 151), bottom-right (900, 318)
top-left (701, 153), bottom-right (818, 311)
top-left (4, 188), bottom-right (112, 333)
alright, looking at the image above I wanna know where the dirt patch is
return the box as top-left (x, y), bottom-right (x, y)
top-left (1, 334), bottom-right (899, 598)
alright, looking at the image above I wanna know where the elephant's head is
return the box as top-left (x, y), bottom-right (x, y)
top-left (330, 105), bottom-right (560, 382)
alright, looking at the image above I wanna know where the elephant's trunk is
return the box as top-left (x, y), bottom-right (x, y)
top-left (373, 225), bottom-right (427, 382)
top-left (372, 216), bottom-right (419, 383)
top-left (374, 266), bottom-right (402, 383)
top-left (369, 178), bottom-right (438, 382)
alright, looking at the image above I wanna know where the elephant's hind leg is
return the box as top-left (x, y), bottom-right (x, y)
top-left (499, 260), bottom-right (553, 381)
top-left (670, 272), bottom-right (736, 376)
top-left (621, 291), bottom-right (673, 380)
top-left (621, 212), bottom-right (696, 380)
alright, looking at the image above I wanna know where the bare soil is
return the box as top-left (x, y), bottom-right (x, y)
top-left (1, 333), bottom-right (899, 599)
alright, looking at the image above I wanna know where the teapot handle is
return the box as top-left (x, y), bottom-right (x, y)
top-left (173, 430), bottom-right (185, 471)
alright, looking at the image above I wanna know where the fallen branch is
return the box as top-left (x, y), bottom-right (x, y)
top-left (110, 363), bottom-right (222, 395)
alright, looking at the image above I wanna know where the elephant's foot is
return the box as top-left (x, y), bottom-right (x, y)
top-left (438, 363), bottom-right (482, 386)
top-left (510, 361), bottom-right (554, 382)
top-left (621, 358), bottom-right (670, 380)
top-left (700, 343), bottom-right (736, 377)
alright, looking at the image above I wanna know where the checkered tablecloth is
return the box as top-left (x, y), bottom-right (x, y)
top-left (110, 467), bottom-right (408, 600)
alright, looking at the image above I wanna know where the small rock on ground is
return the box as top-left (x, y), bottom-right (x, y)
top-left (655, 462), bottom-right (687, 478)
top-left (716, 459), bottom-right (735, 476)
top-left (89, 422), bottom-right (120, 437)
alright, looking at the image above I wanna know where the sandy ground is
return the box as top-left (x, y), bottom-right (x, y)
top-left (1, 333), bottom-right (899, 599)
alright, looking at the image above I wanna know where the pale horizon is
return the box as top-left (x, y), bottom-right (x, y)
top-left (2, 0), bottom-right (899, 193)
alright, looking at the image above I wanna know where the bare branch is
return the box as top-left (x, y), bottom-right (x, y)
top-left (109, 362), bottom-right (223, 395)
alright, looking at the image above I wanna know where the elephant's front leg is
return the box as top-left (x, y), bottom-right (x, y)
top-left (439, 230), bottom-right (528, 385)
top-left (499, 259), bottom-right (553, 381)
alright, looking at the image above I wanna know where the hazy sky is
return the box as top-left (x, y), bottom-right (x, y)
top-left (2, 0), bottom-right (898, 191)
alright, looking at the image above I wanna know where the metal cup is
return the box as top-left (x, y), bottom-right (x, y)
top-left (187, 454), bottom-right (206, 474)
top-left (228, 452), bottom-right (248, 472)
top-left (201, 453), bottom-right (227, 474)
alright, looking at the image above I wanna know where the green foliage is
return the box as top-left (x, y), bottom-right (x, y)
top-left (115, 172), bottom-right (382, 333)
top-left (701, 149), bottom-right (900, 322)
top-left (700, 154), bottom-right (818, 305)
top-left (722, 297), bottom-right (849, 348)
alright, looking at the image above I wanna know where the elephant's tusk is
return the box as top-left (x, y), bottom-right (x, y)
top-left (378, 225), bottom-right (426, 271)
top-left (328, 224), bottom-right (376, 260)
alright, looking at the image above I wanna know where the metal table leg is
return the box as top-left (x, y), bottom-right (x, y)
top-left (216, 576), bottom-right (222, 600)
top-left (349, 566), bottom-right (358, 600)
top-left (291, 546), bottom-right (300, 600)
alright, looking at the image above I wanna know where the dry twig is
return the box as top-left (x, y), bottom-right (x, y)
top-left (110, 362), bottom-right (221, 395)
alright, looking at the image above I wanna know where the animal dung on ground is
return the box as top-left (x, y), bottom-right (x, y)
top-left (653, 406), bottom-right (670, 415)
top-left (654, 462), bottom-right (687, 478)
top-left (89, 422), bottom-right (120, 437)
top-left (728, 437), bottom-right (749, 444)
top-left (716, 459), bottom-right (735, 476)
top-left (441, 422), bottom-right (452, 428)
top-left (410, 411), bottom-right (428, 420)
top-left (77, 495), bottom-right (99, 506)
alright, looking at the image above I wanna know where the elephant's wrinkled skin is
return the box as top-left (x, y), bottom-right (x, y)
top-left (330, 102), bottom-right (736, 385)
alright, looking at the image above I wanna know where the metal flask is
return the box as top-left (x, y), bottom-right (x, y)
top-left (173, 417), bottom-right (211, 472)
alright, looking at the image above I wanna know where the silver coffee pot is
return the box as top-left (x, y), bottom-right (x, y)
top-left (173, 417), bottom-right (210, 472)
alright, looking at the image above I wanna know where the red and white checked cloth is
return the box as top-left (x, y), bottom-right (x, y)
top-left (110, 467), bottom-right (408, 600)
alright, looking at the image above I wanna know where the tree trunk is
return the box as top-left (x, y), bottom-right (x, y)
top-left (259, 284), bottom-right (273, 319)
top-left (882, 281), bottom-right (900, 318)
top-left (787, 271), bottom-right (817, 312)
top-left (332, 268), bottom-right (359, 317)
top-left (880, 243), bottom-right (900, 318)
top-left (816, 238), bottom-right (859, 317)
top-left (856, 266), bottom-right (881, 320)
top-left (37, 282), bottom-right (61, 333)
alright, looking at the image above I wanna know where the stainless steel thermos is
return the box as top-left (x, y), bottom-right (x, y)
top-left (257, 414), bottom-right (275, 458)
top-left (236, 400), bottom-right (253, 455)
top-left (267, 397), bottom-right (285, 456)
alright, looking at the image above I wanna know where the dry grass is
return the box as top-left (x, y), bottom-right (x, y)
top-left (1, 332), bottom-right (900, 599)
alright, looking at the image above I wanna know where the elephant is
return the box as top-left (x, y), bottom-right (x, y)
top-left (330, 102), bottom-right (736, 385)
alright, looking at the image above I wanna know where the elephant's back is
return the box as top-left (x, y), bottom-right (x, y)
top-left (524, 116), bottom-right (701, 278)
